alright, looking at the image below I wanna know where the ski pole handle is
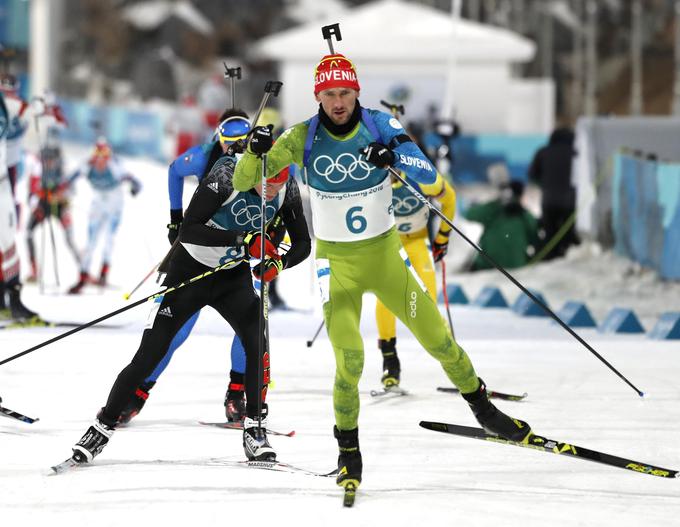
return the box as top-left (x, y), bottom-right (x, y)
top-left (321, 23), bottom-right (342, 54)
top-left (380, 100), bottom-right (405, 118)
top-left (227, 80), bottom-right (282, 156)
top-left (223, 63), bottom-right (242, 108)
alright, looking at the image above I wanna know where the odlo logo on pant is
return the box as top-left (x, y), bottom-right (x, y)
top-left (409, 291), bottom-right (417, 318)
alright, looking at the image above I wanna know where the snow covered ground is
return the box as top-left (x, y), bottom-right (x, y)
top-left (1, 148), bottom-right (679, 526)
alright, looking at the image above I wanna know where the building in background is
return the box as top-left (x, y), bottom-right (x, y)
top-left (252, 0), bottom-right (554, 135)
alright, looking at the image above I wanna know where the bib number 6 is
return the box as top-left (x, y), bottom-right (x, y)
top-left (346, 206), bottom-right (367, 234)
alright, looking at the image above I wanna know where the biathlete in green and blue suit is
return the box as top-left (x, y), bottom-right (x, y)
top-left (233, 53), bottom-right (531, 492)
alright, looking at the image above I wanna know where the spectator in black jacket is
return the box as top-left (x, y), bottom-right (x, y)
top-left (528, 127), bottom-right (579, 259)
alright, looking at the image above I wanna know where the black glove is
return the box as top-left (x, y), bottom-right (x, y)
top-left (432, 231), bottom-right (450, 263)
top-left (248, 125), bottom-right (274, 156)
top-left (167, 209), bottom-right (183, 245)
top-left (360, 142), bottom-right (395, 169)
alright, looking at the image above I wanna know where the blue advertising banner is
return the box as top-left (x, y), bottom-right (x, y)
top-left (424, 132), bottom-right (547, 183)
top-left (612, 153), bottom-right (680, 280)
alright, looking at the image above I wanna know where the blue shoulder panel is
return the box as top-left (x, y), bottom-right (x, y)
top-left (370, 109), bottom-right (436, 185)
top-left (168, 142), bottom-right (214, 210)
top-left (302, 116), bottom-right (319, 168)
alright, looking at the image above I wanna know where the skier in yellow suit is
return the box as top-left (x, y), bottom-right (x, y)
top-left (375, 171), bottom-right (456, 387)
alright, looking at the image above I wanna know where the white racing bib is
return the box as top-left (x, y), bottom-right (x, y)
top-left (395, 205), bottom-right (429, 234)
top-left (182, 242), bottom-right (246, 269)
top-left (144, 295), bottom-right (164, 329)
top-left (308, 177), bottom-right (395, 242)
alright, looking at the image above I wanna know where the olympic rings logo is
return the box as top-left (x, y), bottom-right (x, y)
top-left (312, 153), bottom-right (374, 184)
top-left (392, 195), bottom-right (422, 214)
top-left (231, 198), bottom-right (277, 227)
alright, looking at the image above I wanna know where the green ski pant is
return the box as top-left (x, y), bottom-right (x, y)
top-left (316, 228), bottom-right (479, 431)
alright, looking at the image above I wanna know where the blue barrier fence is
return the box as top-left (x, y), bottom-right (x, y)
top-left (612, 153), bottom-right (680, 280)
top-left (424, 132), bottom-right (547, 183)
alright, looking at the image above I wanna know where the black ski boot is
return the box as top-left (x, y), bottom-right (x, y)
top-left (118, 381), bottom-right (155, 425)
top-left (225, 390), bottom-right (246, 423)
top-left (72, 411), bottom-right (116, 464)
top-left (243, 404), bottom-right (276, 461)
top-left (334, 426), bottom-right (362, 489)
top-left (379, 338), bottom-right (401, 387)
top-left (68, 272), bottom-right (89, 295)
top-left (8, 281), bottom-right (38, 321)
top-left (224, 371), bottom-right (246, 423)
top-left (462, 378), bottom-right (530, 441)
top-left (97, 263), bottom-right (109, 287)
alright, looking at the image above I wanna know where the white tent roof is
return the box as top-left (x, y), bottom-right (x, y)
top-left (253, 0), bottom-right (535, 63)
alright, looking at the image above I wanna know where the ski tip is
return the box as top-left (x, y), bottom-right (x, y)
top-left (419, 421), bottom-right (448, 433)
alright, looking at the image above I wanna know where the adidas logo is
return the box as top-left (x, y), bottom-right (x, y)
top-left (207, 181), bottom-right (219, 193)
top-left (158, 307), bottom-right (173, 317)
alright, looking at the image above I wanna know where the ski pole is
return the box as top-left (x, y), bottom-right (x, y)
top-left (440, 259), bottom-right (455, 339)
top-left (39, 201), bottom-right (46, 294)
top-left (0, 259), bottom-right (244, 368)
top-left (380, 99), bottom-right (405, 117)
top-left (257, 151), bottom-right (269, 432)
top-left (46, 195), bottom-right (60, 287)
top-left (226, 79), bottom-right (283, 156)
top-left (306, 319), bottom-right (325, 348)
top-left (252, 80), bottom-right (282, 431)
top-left (33, 105), bottom-right (46, 293)
top-left (321, 23), bottom-right (342, 54)
top-left (386, 166), bottom-right (644, 397)
top-left (33, 106), bottom-right (60, 287)
top-left (123, 260), bottom-right (160, 300)
top-left (223, 63), bottom-right (242, 109)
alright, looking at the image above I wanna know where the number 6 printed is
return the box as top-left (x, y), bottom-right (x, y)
top-left (346, 206), bottom-right (367, 234)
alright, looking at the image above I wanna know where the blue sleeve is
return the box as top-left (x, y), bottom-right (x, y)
top-left (370, 109), bottom-right (436, 185)
top-left (167, 143), bottom-right (211, 211)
